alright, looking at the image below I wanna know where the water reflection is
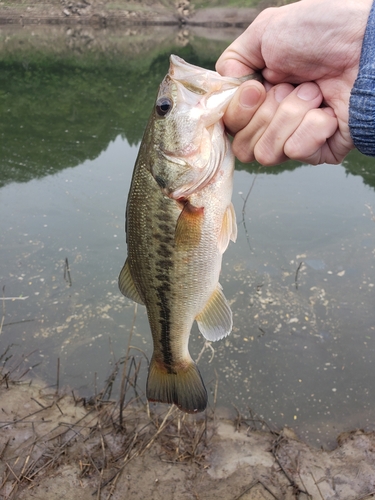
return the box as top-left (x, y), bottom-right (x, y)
top-left (1, 25), bottom-right (375, 449)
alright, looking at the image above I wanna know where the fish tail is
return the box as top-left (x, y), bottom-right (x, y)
top-left (146, 357), bottom-right (207, 413)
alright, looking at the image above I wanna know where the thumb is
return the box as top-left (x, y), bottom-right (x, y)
top-left (216, 26), bottom-right (265, 77)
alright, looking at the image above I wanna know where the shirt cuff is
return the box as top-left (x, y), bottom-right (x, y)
top-left (349, 0), bottom-right (375, 156)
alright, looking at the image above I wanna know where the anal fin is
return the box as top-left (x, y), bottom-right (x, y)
top-left (118, 259), bottom-right (144, 305)
top-left (195, 283), bottom-right (232, 341)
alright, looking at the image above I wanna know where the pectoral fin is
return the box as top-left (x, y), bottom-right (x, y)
top-left (196, 283), bottom-right (232, 341)
top-left (175, 200), bottom-right (204, 249)
top-left (218, 202), bottom-right (237, 254)
top-left (118, 259), bottom-right (144, 305)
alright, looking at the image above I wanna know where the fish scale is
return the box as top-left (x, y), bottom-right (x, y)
top-left (119, 55), bottom-right (257, 413)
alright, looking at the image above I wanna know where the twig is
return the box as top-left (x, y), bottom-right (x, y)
top-left (30, 397), bottom-right (47, 410)
top-left (141, 405), bottom-right (176, 454)
top-left (0, 285), bottom-right (5, 335)
top-left (295, 261), bottom-right (303, 290)
top-left (310, 471), bottom-right (325, 500)
top-left (240, 175), bottom-right (257, 251)
top-left (232, 481), bottom-right (278, 500)
top-left (2, 319), bottom-right (35, 328)
top-left (64, 257), bottom-right (72, 286)
top-left (354, 493), bottom-right (375, 500)
top-left (0, 438), bottom-right (10, 460)
top-left (6, 462), bottom-right (21, 483)
top-left (55, 357), bottom-right (60, 396)
top-left (119, 303), bottom-right (138, 429)
top-left (195, 341), bottom-right (215, 365)
top-left (271, 437), bottom-right (311, 498)
top-left (0, 296), bottom-right (29, 301)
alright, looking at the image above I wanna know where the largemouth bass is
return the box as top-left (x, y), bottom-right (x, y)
top-left (119, 55), bottom-right (255, 413)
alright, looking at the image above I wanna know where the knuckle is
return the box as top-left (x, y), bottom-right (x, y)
top-left (233, 142), bottom-right (254, 164)
top-left (254, 143), bottom-right (278, 166)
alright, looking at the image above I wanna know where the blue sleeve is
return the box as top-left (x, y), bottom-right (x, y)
top-left (349, 0), bottom-right (375, 156)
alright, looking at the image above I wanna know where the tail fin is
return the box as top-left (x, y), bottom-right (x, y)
top-left (146, 357), bottom-right (207, 413)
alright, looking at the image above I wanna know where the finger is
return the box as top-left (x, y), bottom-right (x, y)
top-left (284, 108), bottom-right (338, 164)
top-left (253, 82), bottom-right (324, 165)
top-left (216, 20), bottom-right (266, 77)
top-left (216, 53), bottom-right (258, 77)
top-left (232, 83), bottom-right (295, 163)
top-left (223, 80), bottom-right (266, 136)
top-left (262, 67), bottom-right (305, 85)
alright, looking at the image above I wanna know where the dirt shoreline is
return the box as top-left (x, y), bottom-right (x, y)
top-left (0, 0), bottom-right (259, 28)
top-left (1, 376), bottom-right (375, 500)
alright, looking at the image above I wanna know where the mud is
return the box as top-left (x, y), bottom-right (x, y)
top-left (1, 378), bottom-right (375, 500)
top-left (0, 0), bottom-right (260, 28)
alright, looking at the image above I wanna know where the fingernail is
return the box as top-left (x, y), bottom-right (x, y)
top-left (239, 85), bottom-right (261, 108)
top-left (297, 83), bottom-right (320, 101)
top-left (275, 85), bottom-right (292, 103)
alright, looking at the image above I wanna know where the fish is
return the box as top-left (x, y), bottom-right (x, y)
top-left (119, 55), bottom-right (257, 413)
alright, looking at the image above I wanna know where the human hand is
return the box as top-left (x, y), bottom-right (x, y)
top-left (223, 79), bottom-right (338, 165)
top-left (216, 0), bottom-right (373, 165)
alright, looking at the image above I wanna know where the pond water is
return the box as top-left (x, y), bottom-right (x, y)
top-left (1, 25), bottom-right (375, 449)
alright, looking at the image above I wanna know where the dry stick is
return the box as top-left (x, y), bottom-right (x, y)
top-left (232, 481), bottom-right (259, 500)
top-left (0, 403), bottom-right (54, 429)
top-left (295, 261), bottom-right (303, 290)
top-left (87, 452), bottom-right (102, 500)
top-left (25, 409), bottom-right (99, 480)
top-left (18, 361), bottom-right (42, 381)
top-left (195, 341), bottom-right (215, 365)
top-left (0, 285), bottom-right (5, 335)
top-left (0, 438), bottom-right (10, 460)
top-left (355, 492), bottom-right (375, 500)
top-left (105, 471), bottom-right (121, 500)
top-left (310, 471), bottom-right (325, 500)
top-left (56, 358), bottom-right (60, 395)
top-left (141, 404), bottom-right (176, 455)
top-left (64, 257), bottom-right (72, 286)
top-left (7, 477), bottom-right (19, 499)
top-left (7, 348), bottom-right (39, 378)
top-left (119, 303), bottom-right (138, 429)
top-left (92, 432), bottom-right (140, 496)
top-left (0, 297), bottom-right (29, 301)
top-left (0, 470), bottom-right (11, 491)
top-left (2, 318), bottom-right (35, 328)
top-left (241, 175), bottom-right (257, 251)
top-left (272, 445), bottom-right (310, 498)
top-left (5, 462), bottom-right (20, 483)
top-left (30, 397), bottom-right (47, 410)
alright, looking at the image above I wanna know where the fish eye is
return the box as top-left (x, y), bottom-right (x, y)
top-left (155, 97), bottom-right (172, 117)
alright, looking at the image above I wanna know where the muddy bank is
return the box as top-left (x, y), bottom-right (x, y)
top-left (1, 377), bottom-right (375, 500)
top-left (0, 0), bottom-right (262, 27)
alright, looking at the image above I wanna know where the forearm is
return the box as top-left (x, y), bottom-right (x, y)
top-left (349, 0), bottom-right (375, 156)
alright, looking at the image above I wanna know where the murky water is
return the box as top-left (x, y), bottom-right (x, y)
top-left (1, 25), bottom-right (375, 449)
